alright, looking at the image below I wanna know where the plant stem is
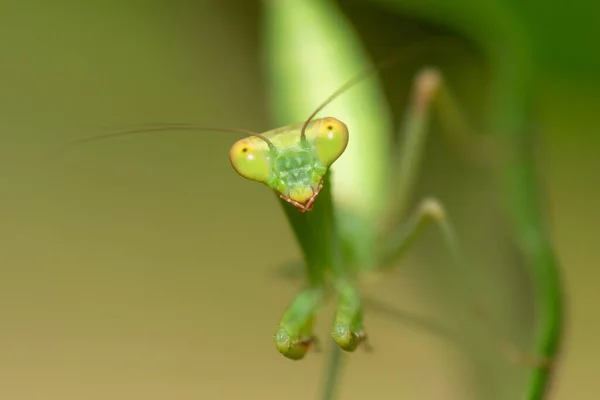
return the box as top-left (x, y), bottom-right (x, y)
top-left (489, 42), bottom-right (564, 399)
top-left (499, 110), bottom-right (564, 399)
top-left (320, 344), bottom-right (344, 400)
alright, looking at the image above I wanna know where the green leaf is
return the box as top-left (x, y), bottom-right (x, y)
top-left (261, 0), bottom-right (394, 269)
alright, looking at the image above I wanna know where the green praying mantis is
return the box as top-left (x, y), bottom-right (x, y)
top-left (55, 47), bottom-right (544, 367)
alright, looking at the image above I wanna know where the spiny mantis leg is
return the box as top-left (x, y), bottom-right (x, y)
top-left (278, 179), bottom-right (324, 212)
top-left (331, 281), bottom-right (373, 352)
top-left (380, 197), bottom-right (549, 368)
top-left (273, 286), bottom-right (324, 360)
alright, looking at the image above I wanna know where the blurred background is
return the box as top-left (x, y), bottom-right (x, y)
top-left (0, 1), bottom-right (598, 399)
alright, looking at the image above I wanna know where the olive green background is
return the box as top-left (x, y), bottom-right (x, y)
top-left (0, 1), bottom-right (597, 399)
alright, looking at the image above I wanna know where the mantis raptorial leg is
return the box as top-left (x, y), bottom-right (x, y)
top-left (330, 280), bottom-right (372, 352)
top-left (273, 287), bottom-right (324, 360)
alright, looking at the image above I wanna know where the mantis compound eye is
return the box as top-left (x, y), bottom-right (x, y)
top-left (313, 117), bottom-right (349, 168)
top-left (229, 137), bottom-right (271, 183)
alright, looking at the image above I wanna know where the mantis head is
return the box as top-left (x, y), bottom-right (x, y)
top-left (228, 117), bottom-right (349, 212)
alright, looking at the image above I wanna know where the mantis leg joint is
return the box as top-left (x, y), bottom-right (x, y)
top-left (414, 67), bottom-right (443, 111)
top-left (419, 197), bottom-right (447, 221)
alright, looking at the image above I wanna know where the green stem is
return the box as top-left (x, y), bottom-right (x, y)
top-left (498, 103), bottom-right (563, 399)
top-left (320, 344), bottom-right (344, 400)
top-left (507, 150), bottom-right (563, 400)
top-left (489, 42), bottom-right (564, 399)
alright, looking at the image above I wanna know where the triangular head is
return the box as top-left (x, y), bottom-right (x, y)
top-left (229, 117), bottom-right (348, 212)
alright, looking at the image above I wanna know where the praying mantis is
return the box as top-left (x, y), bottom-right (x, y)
top-left (55, 44), bottom-right (538, 367)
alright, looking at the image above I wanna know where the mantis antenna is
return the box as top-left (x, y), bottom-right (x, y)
top-left (299, 62), bottom-right (382, 141)
top-left (54, 36), bottom-right (465, 156)
top-left (55, 122), bottom-right (275, 155)
top-left (299, 35), bottom-right (468, 140)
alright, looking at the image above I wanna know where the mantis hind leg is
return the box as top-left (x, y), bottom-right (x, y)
top-left (379, 197), bottom-right (550, 369)
top-left (378, 66), bottom-right (548, 368)
top-left (386, 66), bottom-right (500, 227)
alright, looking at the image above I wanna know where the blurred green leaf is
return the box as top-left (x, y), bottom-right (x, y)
top-left (262, 0), bottom-right (395, 269)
